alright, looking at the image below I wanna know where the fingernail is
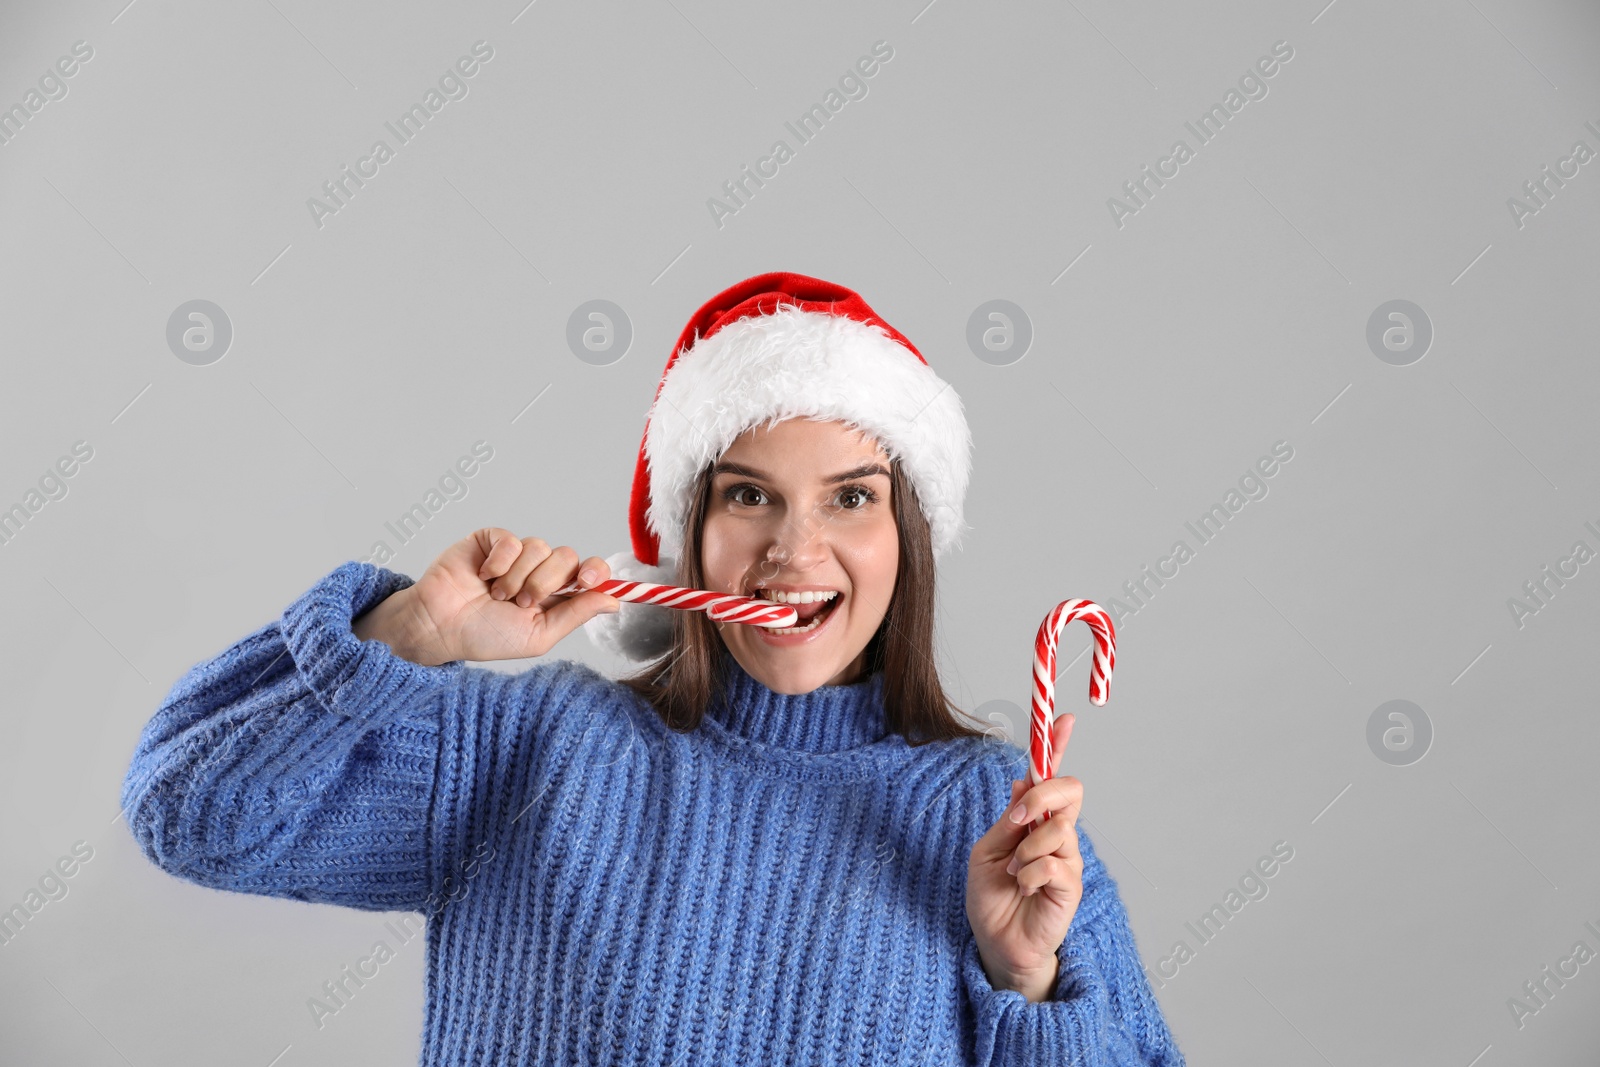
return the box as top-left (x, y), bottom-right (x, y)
top-left (1005, 855), bottom-right (1018, 875)
top-left (516, 592), bottom-right (532, 608)
top-left (1009, 803), bottom-right (1028, 824)
top-left (491, 587), bottom-right (506, 601)
top-left (580, 569), bottom-right (598, 586)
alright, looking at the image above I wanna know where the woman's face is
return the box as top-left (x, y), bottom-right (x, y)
top-left (701, 417), bottom-right (899, 694)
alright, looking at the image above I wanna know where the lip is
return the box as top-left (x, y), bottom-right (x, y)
top-left (753, 589), bottom-right (844, 647)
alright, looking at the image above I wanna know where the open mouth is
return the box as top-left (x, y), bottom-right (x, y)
top-left (752, 589), bottom-right (842, 636)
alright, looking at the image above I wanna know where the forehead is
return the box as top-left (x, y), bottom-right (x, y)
top-left (719, 417), bottom-right (890, 470)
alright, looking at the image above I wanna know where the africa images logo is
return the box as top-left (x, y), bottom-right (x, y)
top-left (705, 40), bottom-right (894, 229)
top-left (1109, 441), bottom-right (1295, 625)
top-left (306, 41), bottom-right (495, 230)
top-left (1107, 40), bottom-right (1295, 229)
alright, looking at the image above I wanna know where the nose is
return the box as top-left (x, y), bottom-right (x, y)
top-left (761, 512), bottom-right (829, 576)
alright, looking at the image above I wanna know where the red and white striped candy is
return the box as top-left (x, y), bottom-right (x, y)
top-left (551, 577), bottom-right (799, 628)
top-left (1028, 599), bottom-right (1116, 830)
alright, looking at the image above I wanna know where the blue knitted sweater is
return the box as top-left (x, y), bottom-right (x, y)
top-left (122, 561), bottom-right (1185, 1066)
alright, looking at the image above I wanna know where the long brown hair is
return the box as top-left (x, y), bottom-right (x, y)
top-left (617, 453), bottom-right (990, 747)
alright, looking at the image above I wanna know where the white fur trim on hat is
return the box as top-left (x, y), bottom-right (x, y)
top-left (581, 550), bottom-right (678, 660)
top-left (642, 304), bottom-right (973, 563)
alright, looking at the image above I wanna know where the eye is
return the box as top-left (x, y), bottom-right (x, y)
top-left (834, 484), bottom-right (879, 510)
top-left (722, 482), bottom-right (767, 507)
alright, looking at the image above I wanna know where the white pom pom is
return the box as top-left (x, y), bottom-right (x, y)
top-left (582, 551), bottom-right (677, 661)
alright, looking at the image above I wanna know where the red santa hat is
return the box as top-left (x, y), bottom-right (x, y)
top-left (585, 270), bottom-right (973, 661)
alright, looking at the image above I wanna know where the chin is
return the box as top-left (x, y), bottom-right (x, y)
top-left (730, 640), bottom-right (859, 694)
top-left (742, 654), bottom-right (829, 694)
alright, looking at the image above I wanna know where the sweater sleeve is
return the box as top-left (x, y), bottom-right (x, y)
top-left (961, 821), bottom-right (1186, 1066)
top-left (120, 560), bottom-right (474, 914)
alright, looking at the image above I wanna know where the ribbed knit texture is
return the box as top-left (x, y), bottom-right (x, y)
top-left (121, 561), bottom-right (1186, 1066)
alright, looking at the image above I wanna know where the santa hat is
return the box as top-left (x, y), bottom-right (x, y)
top-left (585, 270), bottom-right (973, 661)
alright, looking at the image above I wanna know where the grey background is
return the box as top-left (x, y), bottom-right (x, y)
top-left (2, 0), bottom-right (1597, 1063)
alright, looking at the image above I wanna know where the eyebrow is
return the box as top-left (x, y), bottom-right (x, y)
top-left (711, 460), bottom-right (890, 484)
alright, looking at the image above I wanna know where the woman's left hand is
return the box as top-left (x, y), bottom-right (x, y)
top-left (966, 712), bottom-right (1084, 1002)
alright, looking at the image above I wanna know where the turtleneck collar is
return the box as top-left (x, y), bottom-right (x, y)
top-left (702, 655), bottom-right (890, 754)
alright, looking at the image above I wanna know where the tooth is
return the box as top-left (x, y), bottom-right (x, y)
top-left (752, 589), bottom-right (840, 603)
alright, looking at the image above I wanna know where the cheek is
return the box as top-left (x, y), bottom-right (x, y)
top-left (843, 519), bottom-right (900, 601)
top-left (700, 517), bottom-right (759, 589)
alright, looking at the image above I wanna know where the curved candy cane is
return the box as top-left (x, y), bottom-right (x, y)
top-left (1028, 599), bottom-right (1116, 830)
top-left (551, 577), bottom-right (799, 628)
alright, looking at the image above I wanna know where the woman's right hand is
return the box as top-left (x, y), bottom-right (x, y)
top-left (352, 528), bottom-right (620, 665)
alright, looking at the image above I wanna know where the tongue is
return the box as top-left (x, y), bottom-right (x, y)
top-left (790, 597), bottom-right (833, 621)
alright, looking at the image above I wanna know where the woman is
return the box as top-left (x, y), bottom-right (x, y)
top-left (121, 272), bottom-right (1185, 1065)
